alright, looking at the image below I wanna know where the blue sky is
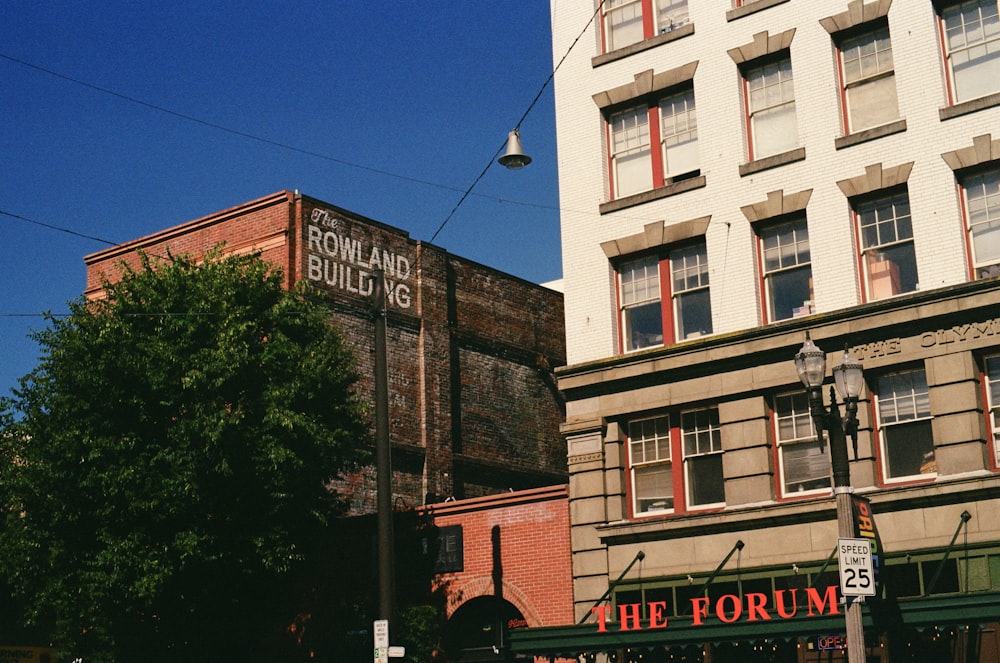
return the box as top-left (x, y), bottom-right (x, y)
top-left (1, 2), bottom-right (563, 401)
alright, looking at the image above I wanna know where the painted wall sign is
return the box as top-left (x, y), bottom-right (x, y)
top-left (590, 586), bottom-right (839, 632)
top-left (305, 209), bottom-right (413, 309)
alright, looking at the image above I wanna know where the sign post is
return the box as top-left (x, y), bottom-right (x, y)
top-left (373, 619), bottom-right (405, 663)
top-left (838, 537), bottom-right (876, 598)
top-left (374, 619), bottom-right (389, 663)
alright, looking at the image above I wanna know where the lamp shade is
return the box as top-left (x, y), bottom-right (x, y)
top-left (832, 348), bottom-right (864, 399)
top-left (794, 335), bottom-right (827, 388)
top-left (498, 129), bottom-right (532, 169)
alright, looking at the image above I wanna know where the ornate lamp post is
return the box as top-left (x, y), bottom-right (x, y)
top-left (794, 333), bottom-right (865, 663)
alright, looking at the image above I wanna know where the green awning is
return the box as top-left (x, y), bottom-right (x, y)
top-left (509, 592), bottom-right (1000, 656)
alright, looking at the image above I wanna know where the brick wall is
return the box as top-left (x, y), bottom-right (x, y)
top-left (85, 192), bottom-right (296, 295)
top-left (83, 191), bottom-right (568, 515)
top-left (423, 485), bottom-right (574, 628)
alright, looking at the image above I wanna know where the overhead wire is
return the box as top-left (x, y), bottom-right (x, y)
top-left (429, 0), bottom-right (607, 243)
top-left (1, 1), bottom-right (676, 324)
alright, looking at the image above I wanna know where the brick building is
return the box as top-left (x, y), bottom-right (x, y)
top-left (512, 0), bottom-right (1000, 661)
top-left (83, 191), bottom-right (574, 660)
top-left (84, 190), bottom-right (567, 512)
top-left (422, 486), bottom-right (573, 658)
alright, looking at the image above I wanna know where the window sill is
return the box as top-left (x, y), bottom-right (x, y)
top-left (739, 147), bottom-right (805, 177)
top-left (600, 174), bottom-right (706, 215)
top-left (726, 0), bottom-right (790, 22)
top-left (939, 91), bottom-right (1000, 121)
top-left (593, 23), bottom-right (695, 68)
top-left (835, 119), bottom-right (907, 150)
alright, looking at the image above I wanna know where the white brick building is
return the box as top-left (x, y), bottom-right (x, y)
top-left (552, 0), bottom-right (1000, 367)
top-left (512, 1), bottom-right (1000, 661)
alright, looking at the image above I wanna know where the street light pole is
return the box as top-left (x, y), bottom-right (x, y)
top-left (794, 334), bottom-right (865, 663)
top-left (372, 268), bottom-right (395, 622)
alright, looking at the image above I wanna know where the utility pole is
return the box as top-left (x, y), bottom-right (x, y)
top-left (372, 268), bottom-right (395, 622)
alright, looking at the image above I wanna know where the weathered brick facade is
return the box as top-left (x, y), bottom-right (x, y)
top-left (424, 485), bottom-right (573, 628)
top-left (84, 190), bottom-right (568, 514)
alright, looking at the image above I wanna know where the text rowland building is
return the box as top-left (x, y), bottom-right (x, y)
top-left (513, 0), bottom-right (1000, 661)
top-left (85, 191), bottom-right (567, 512)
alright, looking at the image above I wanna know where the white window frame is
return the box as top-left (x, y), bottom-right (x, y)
top-left (759, 218), bottom-right (813, 322)
top-left (984, 355), bottom-right (1000, 468)
top-left (745, 56), bottom-right (799, 160)
top-left (681, 407), bottom-right (725, 508)
top-left (619, 255), bottom-right (663, 352)
top-left (628, 416), bottom-right (674, 514)
top-left (875, 368), bottom-right (936, 482)
top-left (839, 25), bottom-right (900, 133)
top-left (669, 240), bottom-right (712, 340)
top-left (940, 0), bottom-right (1000, 104)
top-left (604, 0), bottom-right (646, 52)
top-left (856, 191), bottom-right (918, 300)
top-left (610, 105), bottom-right (652, 199)
top-left (774, 392), bottom-right (830, 496)
top-left (961, 167), bottom-right (1000, 278)
top-left (659, 88), bottom-right (699, 181)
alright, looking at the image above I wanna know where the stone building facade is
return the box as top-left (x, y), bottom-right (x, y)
top-left (514, 0), bottom-right (1000, 660)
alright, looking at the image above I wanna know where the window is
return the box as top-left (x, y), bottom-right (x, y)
top-left (616, 239), bottom-right (712, 351)
top-left (627, 407), bottom-right (724, 516)
top-left (660, 89), bottom-right (699, 180)
top-left (939, 0), bottom-right (1000, 104)
top-left (670, 240), bottom-right (712, 340)
top-left (983, 356), bottom-right (1000, 467)
top-left (759, 217), bottom-right (813, 322)
top-left (838, 25), bottom-right (900, 133)
top-left (682, 408), bottom-right (725, 507)
top-left (856, 191), bottom-right (919, 299)
top-left (604, 0), bottom-right (645, 51)
top-left (744, 56), bottom-right (798, 160)
top-left (774, 392), bottom-right (831, 495)
top-left (619, 255), bottom-right (662, 351)
top-left (610, 105), bottom-right (652, 199)
top-left (603, 0), bottom-right (690, 52)
top-left (875, 368), bottom-right (935, 481)
top-left (607, 87), bottom-right (700, 200)
top-left (961, 167), bottom-right (1000, 278)
top-left (629, 416), bottom-right (674, 513)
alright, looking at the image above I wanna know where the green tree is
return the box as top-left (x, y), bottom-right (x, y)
top-left (0, 249), bottom-right (368, 661)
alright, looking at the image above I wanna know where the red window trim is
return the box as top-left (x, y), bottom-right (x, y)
top-left (870, 374), bottom-right (938, 488)
top-left (605, 103), bottom-right (666, 201)
top-left (613, 252), bottom-right (679, 355)
top-left (977, 357), bottom-right (1000, 472)
top-left (768, 395), bottom-right (833, 502)
top-left (935, 5), bottom-right (957, 107)
top-left (625, 411), bottom-right (730, 520)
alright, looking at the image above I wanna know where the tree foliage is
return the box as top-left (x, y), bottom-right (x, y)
top-left (0, 249), bottom-right (368, 661)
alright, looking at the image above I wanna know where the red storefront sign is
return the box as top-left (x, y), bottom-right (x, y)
top-left (591, 586), bottom-right (840, 632)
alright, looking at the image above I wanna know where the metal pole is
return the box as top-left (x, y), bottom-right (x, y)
top-left (815, 388), bottom-right (865, 663)
top-left (372, 268), bottom-right (395, 621)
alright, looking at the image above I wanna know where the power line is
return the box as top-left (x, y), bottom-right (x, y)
top-left (429, 1), bottom-right (606, 243)
top-left (0, 52), bottom-right (469, 198)
top-left (0, 209), bottom-right (119, 247)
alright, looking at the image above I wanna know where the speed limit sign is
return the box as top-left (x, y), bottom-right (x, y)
top-left (838, 538), bottom-right (876, 597)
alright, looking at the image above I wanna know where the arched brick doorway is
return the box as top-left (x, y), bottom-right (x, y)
top-left (441, 595), bottom-right (530, 662)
